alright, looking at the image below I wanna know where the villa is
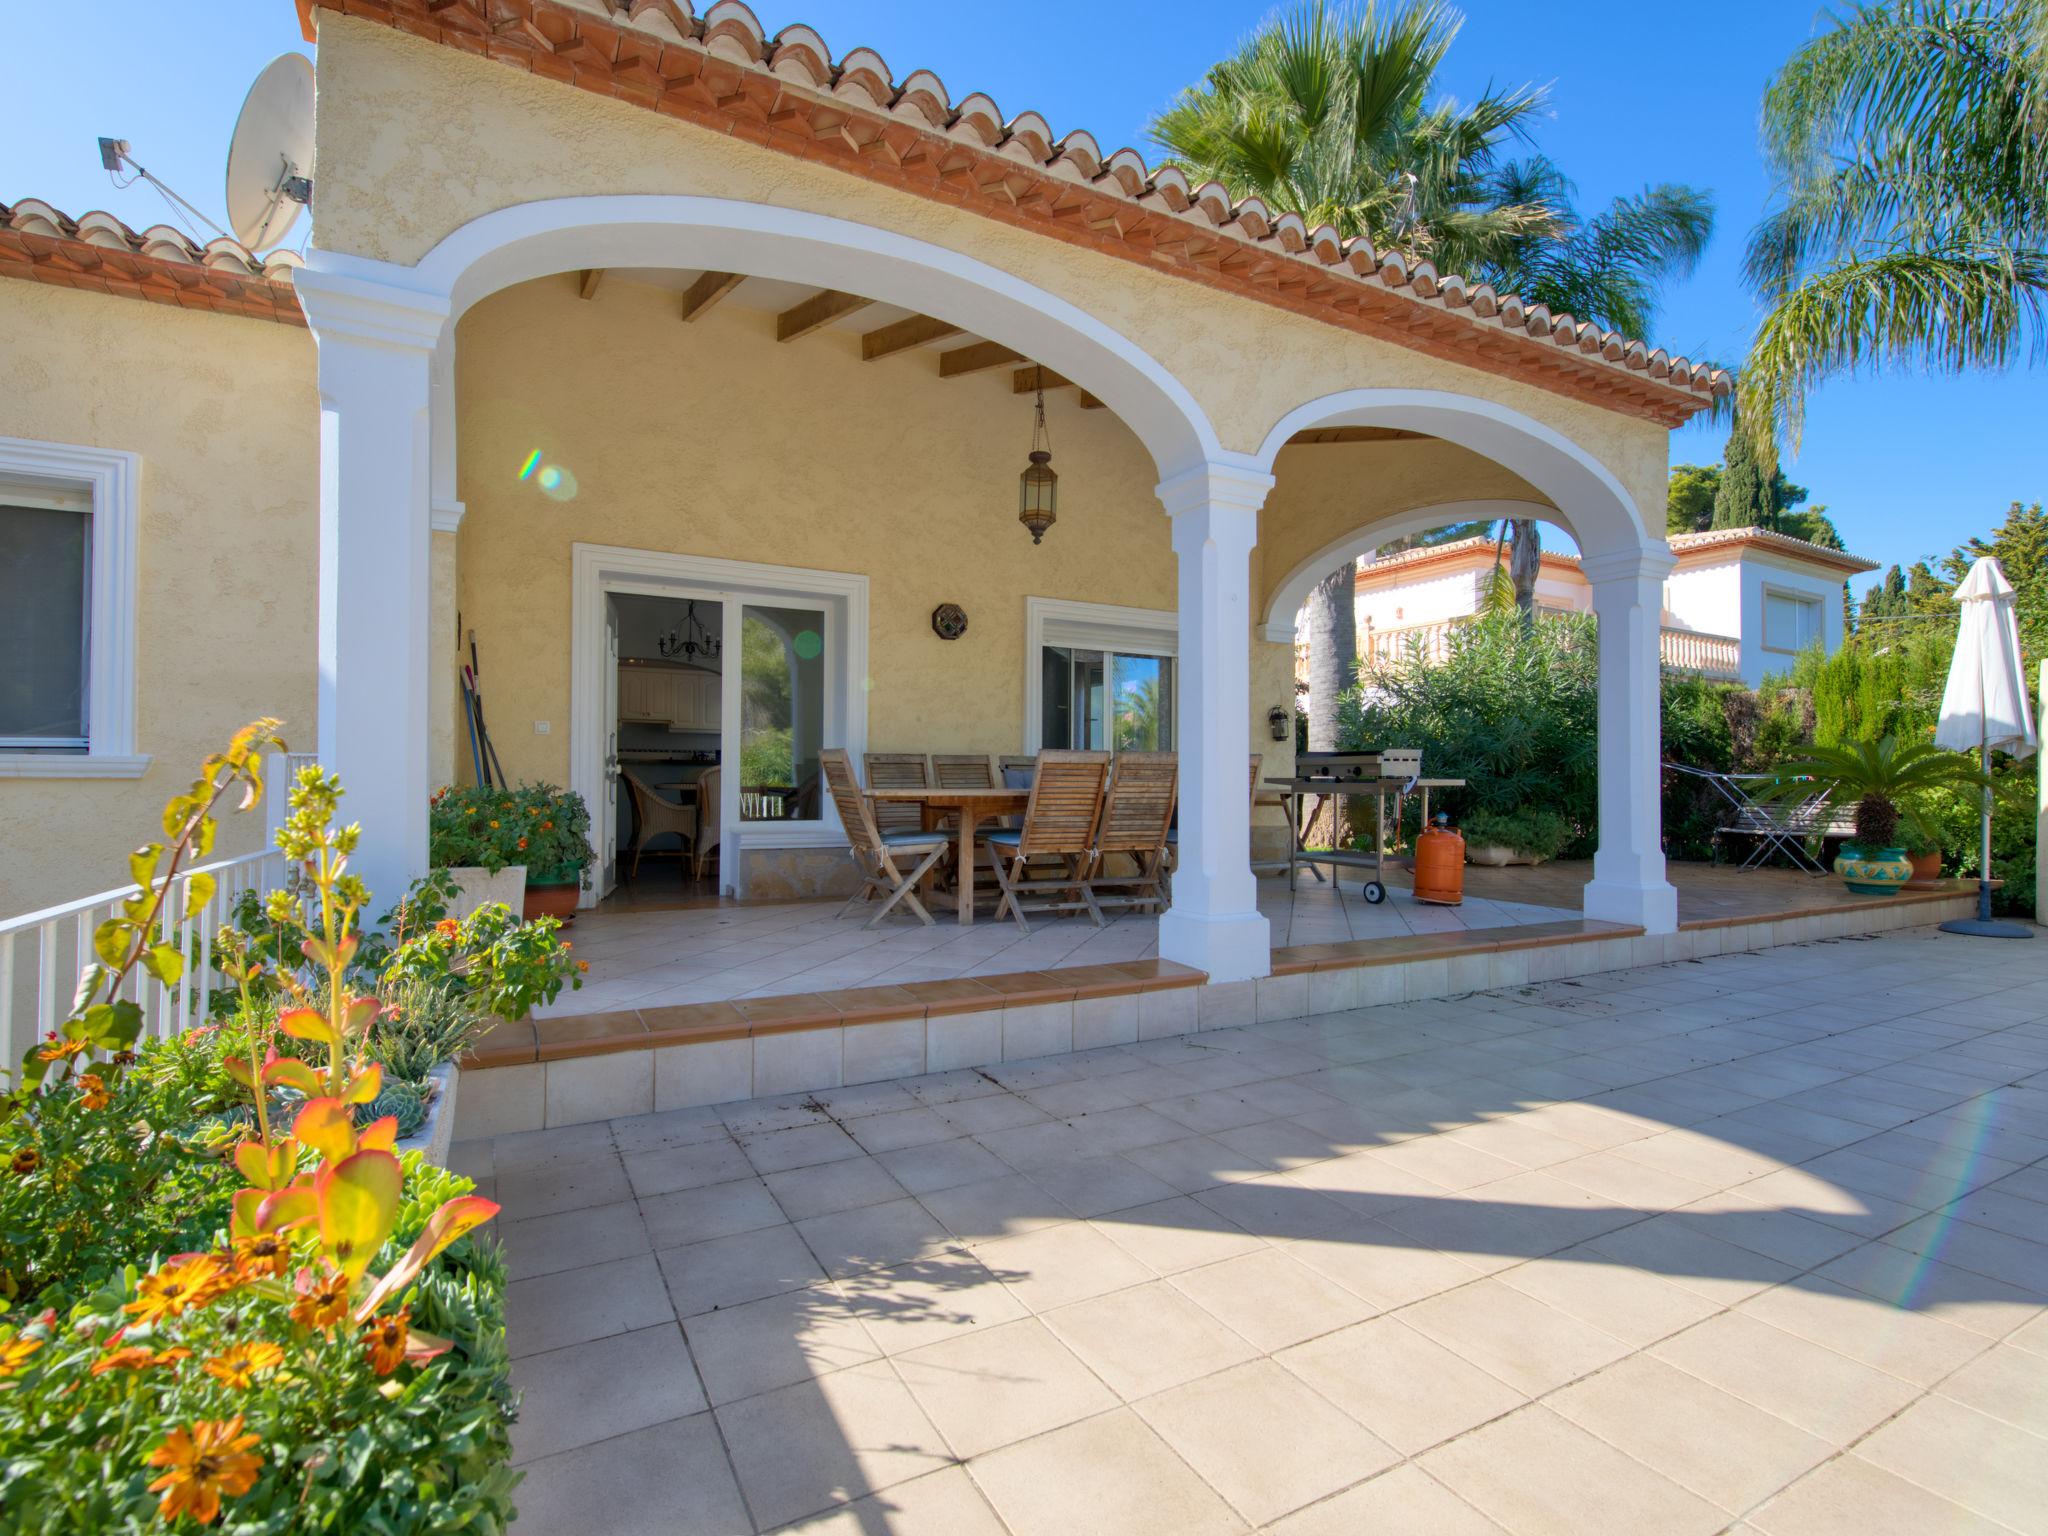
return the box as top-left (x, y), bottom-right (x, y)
top-left (1318, 525), bottom-right (1879, 688)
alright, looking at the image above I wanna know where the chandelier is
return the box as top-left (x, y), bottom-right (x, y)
top-left (657, 602), bottom-right (721, 661)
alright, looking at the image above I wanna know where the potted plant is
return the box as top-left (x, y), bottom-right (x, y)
top-left (1458, 806), bottom-right (1572, 868)
top-left (428, 785), bottom-right (527, 916)
top-left (1763, 736), bottom-right (1985, 896)
top-left (503, 783), bottom-right (593, 920)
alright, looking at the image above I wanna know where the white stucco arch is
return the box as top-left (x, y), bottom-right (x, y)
top-left (1257, 498), bottom-right (1558, 642)
top-left (1256, 388), bottom-right (1655, 560)
top-left (308, 193), bottom-right (1224, 485)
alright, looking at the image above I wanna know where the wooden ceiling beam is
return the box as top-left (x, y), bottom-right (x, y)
top-left (860, 313), bottom-right (961, 360)
top-left (776, 288), bottom-right (873, 342)
top-left (1011, 367), bottom-right (1077, 393)
top-left (938, 341), bottom-right (1023, 378)
top-left (578, 268), bottom-right (605, 300)
top-left (679, 269), bottom-right (744, 323)
top-left (1078, 393), bottom-right (1106, 409)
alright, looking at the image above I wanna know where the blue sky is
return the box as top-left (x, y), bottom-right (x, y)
top-left (5, 0), bottom-right (2040, 592)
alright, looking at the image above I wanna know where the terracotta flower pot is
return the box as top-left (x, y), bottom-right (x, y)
top-left (1906, 849), bottom-right (1944, 887)
top-left (522, 882), bottom-right (579, 922)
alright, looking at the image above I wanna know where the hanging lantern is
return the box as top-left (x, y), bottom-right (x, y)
top-left (1017, 371), bottom-right (1058, 544)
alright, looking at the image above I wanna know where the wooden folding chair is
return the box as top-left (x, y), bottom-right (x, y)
top-left (982, 750), bottom-right (1110, 932)
top-left (1086, 752), bottom-right (1177, 916)
top-left (823, 749), bottom-right (949, 927)
top-left (931, 753), bottom-right (996, 789)
top-left (862, 752), bottom-right (930, 836)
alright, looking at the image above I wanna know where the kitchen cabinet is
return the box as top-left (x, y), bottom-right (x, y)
top-left (618, 666), bottom-right (721, 730)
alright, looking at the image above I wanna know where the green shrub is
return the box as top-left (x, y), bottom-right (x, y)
top-left (429, 783), bottom-right (592, 877)
top-left (1338, 611), bottom-right (1599, 853)
top-left (1458, 807), bottom-right (1572, 861)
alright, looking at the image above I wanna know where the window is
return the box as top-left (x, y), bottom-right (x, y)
top-left (1763, 590), bottom-right (1821, 653)
top-left (0, 438), bottom-right (142, 778)
top-left (738, 603), bottom-right (828, 820)
top-left (1026, 598), bottom-right (1177, 753)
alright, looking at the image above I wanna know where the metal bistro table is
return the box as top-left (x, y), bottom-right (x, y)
top-left (866, 786), bottom-right (1030, 924)
top-left (1266, 750), bottom-right (1465, 904)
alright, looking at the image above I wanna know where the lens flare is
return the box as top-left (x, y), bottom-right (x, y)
top-left (517, 449), bottom-right (543, 481)
top-left (793, 630), bottom-right (824, 661)
top-left (516, 450), bottom-right (579, 501)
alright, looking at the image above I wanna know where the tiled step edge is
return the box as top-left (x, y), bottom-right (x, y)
top-left (452, 894), bottom-right (1980, 1140)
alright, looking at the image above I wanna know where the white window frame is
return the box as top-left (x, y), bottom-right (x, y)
top-left (1760, 585), bottom-right (1822, 655)
top-left (0, 436), bottom-right (145, 779)
top-left (1023, 596), bottom-right (1177, 753)
top-left (570, 543), bottom-right (868, 905)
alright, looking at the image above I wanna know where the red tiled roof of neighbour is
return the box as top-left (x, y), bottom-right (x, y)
top-left (296, 0), bottom-right (1731, 427)
top-left (1354, 535), bottom-right (1582, 583)
top-left (0, 200), bottom-right (305, 325)
top-left (1668, 526), bottom-right (1879, 576)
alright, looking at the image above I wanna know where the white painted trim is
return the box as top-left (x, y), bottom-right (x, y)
top-left (307, 195), bottom-right (1227, 483)
top-left (0, 753), bottom-right (150, 779)
top-left (1257, 498), bottom-right (1555, 641)
top-left (571, 544), bottom-right (869, 905)
top-left (0, 434), bottom-right (141, 765)
top-left (430, 498), bottom-right (467, 534)
top-left (1023, 596), bottom-right (1178, 752)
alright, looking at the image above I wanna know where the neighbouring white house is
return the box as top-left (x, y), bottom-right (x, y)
top-left (1305, 525), bottom-right (1878, 689)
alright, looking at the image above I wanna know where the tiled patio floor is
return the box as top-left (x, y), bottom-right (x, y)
top-left (551, 877), bottom-right (1577, 1017)
top-left (459, 923), bottom-right (2048, 1534)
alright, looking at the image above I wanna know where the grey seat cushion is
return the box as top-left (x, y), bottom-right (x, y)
top-left (1001, 766), bottom-right (1035, 790)
top-left (880, 828), bottom-right (948, 848)
top-left (983, 828), bottom-right (1023, 848)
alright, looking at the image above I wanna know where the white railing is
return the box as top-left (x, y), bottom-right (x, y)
top-left (1295, 618), bottom-right (1746, 683)
top-left (0, 847), bottom-right (290, 1070)
top-left (1659, 627), bottom-right (1742, 679)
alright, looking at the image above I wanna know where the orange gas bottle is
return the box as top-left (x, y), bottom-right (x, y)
top-left (1412, 816), bottom-right (1465, 906)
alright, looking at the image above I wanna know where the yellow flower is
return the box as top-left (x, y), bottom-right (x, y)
top-left (488, 819), bottom-right (500, 829)
top-left (361, 1309), bottom-right (410, 1376)
top-left (202, 1340), bottom-right (285, 1389)
top-left (0, 1335), bottom-right (42, 1377)
top-left (127, 1254), bottom-right (236, 1324)
top-left (289, 1269), bottom-right (350, 1333)
top-left (231, 1232), bottom-right (291, 1281)
top-left (76, 1072), bottom-right (110, 1110)
top-left (146, 1415), bottom-right (264, 1526)
top-left (9, 1148), bottom-right (39, 1176)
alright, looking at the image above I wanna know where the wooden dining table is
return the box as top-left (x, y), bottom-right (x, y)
top-left (866, 786), bottom-right (1030, 924)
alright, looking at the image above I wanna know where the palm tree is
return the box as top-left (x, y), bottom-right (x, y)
top-left (1740, 0), bottom-right (2048, 450)
top-left (1153, 1), bottom-right (1715, 625)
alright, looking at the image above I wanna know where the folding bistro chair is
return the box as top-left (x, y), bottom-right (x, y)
top-left (822, 749), bottom-right (950, 927)
top-left (862, 752), bottom-right (931, 836)
top-left (1086, 751), bottom-right (1177, 916)
top-left (982, 750), bottom-right (1111, 932)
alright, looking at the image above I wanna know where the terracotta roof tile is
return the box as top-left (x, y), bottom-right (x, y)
top-left (0, 199), bottom-right (303, 325)
top-left (1667, 526), bottom-right (1879, 575)
top-left (300, 0), bottom-right (1729, 424)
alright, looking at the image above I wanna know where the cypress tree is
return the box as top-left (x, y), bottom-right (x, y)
top-left (1712, 423), bottom-right (1776, 529)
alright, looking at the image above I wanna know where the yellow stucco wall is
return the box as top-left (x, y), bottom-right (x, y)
top-left (0, 282), bottom-right (318, 915)
top-left (309, 16), bottom-right (1672, 524)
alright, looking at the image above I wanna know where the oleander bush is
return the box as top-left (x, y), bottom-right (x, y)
top-left (0, 726), bottom-right (518, 1532)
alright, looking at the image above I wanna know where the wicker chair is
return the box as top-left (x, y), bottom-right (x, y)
top-left (1086, 752), bottom-right (1177, 916)
top-left (982, 750), bottom-right (1111, 932)
top-left (822, 749), bottom-right (950, 927)
top-left (692, 767), bottom-right (721, 880)
top-left (620, 769), bottom-right (699, 879)
top-left (862, 753), bottom-right (930, 836)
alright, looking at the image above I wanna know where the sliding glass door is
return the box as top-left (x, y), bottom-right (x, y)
top-left (736, 602), bottom-right (827, 822)
top-left (1040, 646), bottom-right (1175, 752)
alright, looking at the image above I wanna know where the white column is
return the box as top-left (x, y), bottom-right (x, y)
top-left (1157, 461), bottom-right (1275, 983)
top-left (1582, 543), bottom-right (1680, 934)
top-left (295, 268), bottom-right (450, 917)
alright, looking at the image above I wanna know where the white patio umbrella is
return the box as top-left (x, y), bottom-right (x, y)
top-left (1934, 556), bottom-right (2037, 937)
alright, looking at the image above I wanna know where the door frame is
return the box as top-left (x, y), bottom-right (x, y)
top-left (570, 543), bottom-right (869, 905)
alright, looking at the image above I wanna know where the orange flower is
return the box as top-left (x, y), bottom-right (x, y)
top-left (146, 1415), bottom-right (264, 1526)
top-left (434, 918), bottom-right (461, 940)
top-left (516, 838), bottom-right (528, 851)
top-left (541, 820), bottom-right (554, 830)
top-left (0, 1335), bottom-right (43, 1377)
top-left (10, 1148), bottom-right (39, 1176)
top-left (76, 1072), bottom-right (110, 1110)
top-left (361, 1310), bottom-right (410, 1375)
top-left (36, 1038), bottom-right (87, 1062)
top-left (576, 961), bottom-right (589, 974)
top-left (560, 941), bottom-right (572, 952)
top-left (202, 1340), bottom-right (285, 1388)
top-left (289, 1269), bottom-right (350, 1333)
top-left (91, 1344), bottom-right (190, 1377)
top-left (488, 819), bottom-right (500, 829)
top-left (127, 1254), bottom-right (236, 1324)
top-left (231, 1232), bottom-right (291, 1280)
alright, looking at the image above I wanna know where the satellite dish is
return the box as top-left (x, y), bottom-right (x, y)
top-left (225, 53), bottom-right (314, 251)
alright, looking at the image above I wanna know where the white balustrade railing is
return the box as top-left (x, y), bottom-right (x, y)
top-left (0, 847), bottom-right (290, 1071)
top-left (1659, 627), bottom-right (1742, 679)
